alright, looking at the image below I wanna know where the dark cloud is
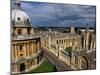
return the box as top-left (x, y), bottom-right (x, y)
top-left (11, 0), bottom-right (96, 27)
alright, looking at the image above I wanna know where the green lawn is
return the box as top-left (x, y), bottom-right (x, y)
top-left (28, 59), bottom-right (56, 73)
top-left (65, 47), bottom-right (72, 53)
top-left (65, 47), bottom-right (72, 57)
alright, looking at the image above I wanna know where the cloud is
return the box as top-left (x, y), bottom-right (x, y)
top-left (11, 1), bottom-right (96, 27)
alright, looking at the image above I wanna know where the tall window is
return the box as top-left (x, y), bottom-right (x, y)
top-left (17, 29), bottom-right (21, 34)
top-left (27, 28), bottom-right (31, 34)
top-left (57, 40), bottom-right (58, 44)
top-left (19, 45), bottom-right (23, 50)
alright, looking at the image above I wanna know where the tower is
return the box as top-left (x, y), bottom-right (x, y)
top-left (83, 24), bottom-right (90, 49)
top-left (70, 26), bottom-right (75, 34)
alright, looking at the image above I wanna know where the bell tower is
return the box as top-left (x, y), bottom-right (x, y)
top-left (70, 25), bottom-right (75, 34)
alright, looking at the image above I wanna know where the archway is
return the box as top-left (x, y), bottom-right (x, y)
top-left (20, 63), bottom-right (25, 72)
top-left (81, 56), bottom-right (88, 70)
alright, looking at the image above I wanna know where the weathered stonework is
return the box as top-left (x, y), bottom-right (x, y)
top-left (11, 1), bottom-right (43, 74)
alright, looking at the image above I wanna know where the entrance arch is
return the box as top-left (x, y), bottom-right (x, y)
top-left (81, 56), bottom-right (88, 70)
top-left (20, 63), bottom-right (25, 72)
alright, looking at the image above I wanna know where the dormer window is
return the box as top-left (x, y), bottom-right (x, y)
top-left (27, 19), bottom-right (30, 24)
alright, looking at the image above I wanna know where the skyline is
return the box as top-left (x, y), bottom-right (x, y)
top-left (11, 0), bottom-right (96, 27)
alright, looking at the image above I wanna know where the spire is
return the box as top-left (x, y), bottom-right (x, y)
top-left (85, 24), bottom-right (89, 33)
top-left (14, 0), bottom-right (21, 9)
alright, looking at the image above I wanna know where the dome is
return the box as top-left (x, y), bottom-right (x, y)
top-left (12, 9), bottom-right (32, 27)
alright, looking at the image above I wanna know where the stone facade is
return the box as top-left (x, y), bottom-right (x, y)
top-left (80, 26), bottom-right (96, 50)
top-left (41, 27), bottom-right (81, 52)
top-left (71, 49), bottom-right (96, 70)
top-left (71, 26), bottom-right (96, 70)
top-left (11, 0), bottom-right (43, 74)
top-left (41, 26), bottom-right (96, 70)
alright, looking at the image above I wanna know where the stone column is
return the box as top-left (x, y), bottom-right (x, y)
top-left (12, 44), bottom-right (14, 61)
top-left (78, 56), bottom-right (81, 70)
top-left (80, 39), bottom-right (82, 49)
top-left (93, 41), bottom-right (96, 49)
top-left (86, 38), bottom-right (89, 49)
top-left (31, 42), bottom-right (34, 55)
top-left (83, 39), bottom-right (85, 48)
top-left (15, 44), bottom-right (18, 59)
top-left (17, 44), bottom-right (19, 59)
top-left (24, 43), bottom-right (26, 57)
top-left (90, 40), bottom-right (93, 49)
top-left (27, 43), bottom-right (29, 57)
top-left (25, 43), bottom-right (27, 57)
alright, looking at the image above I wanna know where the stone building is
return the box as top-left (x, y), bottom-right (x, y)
top-left (71, 49), bottom-right (96, 70)
top-left (80, 25), bottom-right (96, 50)
top-left (11, 0), bottom-right (43, 74)
top-left (41, 27), bottom-right (81, 49)
top-left (41, 27), bottom-right (82, 56)
top-left (71, 26), bottom-right (96, 70)
top-left (41, 26), bottom-right (96, 70)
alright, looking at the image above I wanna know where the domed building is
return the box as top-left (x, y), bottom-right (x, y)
top-left (11, 0), bottom-right (43, 74)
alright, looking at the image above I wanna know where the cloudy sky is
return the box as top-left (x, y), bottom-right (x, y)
top-left (11, 0), bottom-right (96, 27)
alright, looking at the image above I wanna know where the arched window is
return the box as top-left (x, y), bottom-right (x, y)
top-left (20, 63), bottom-right (25, 72)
